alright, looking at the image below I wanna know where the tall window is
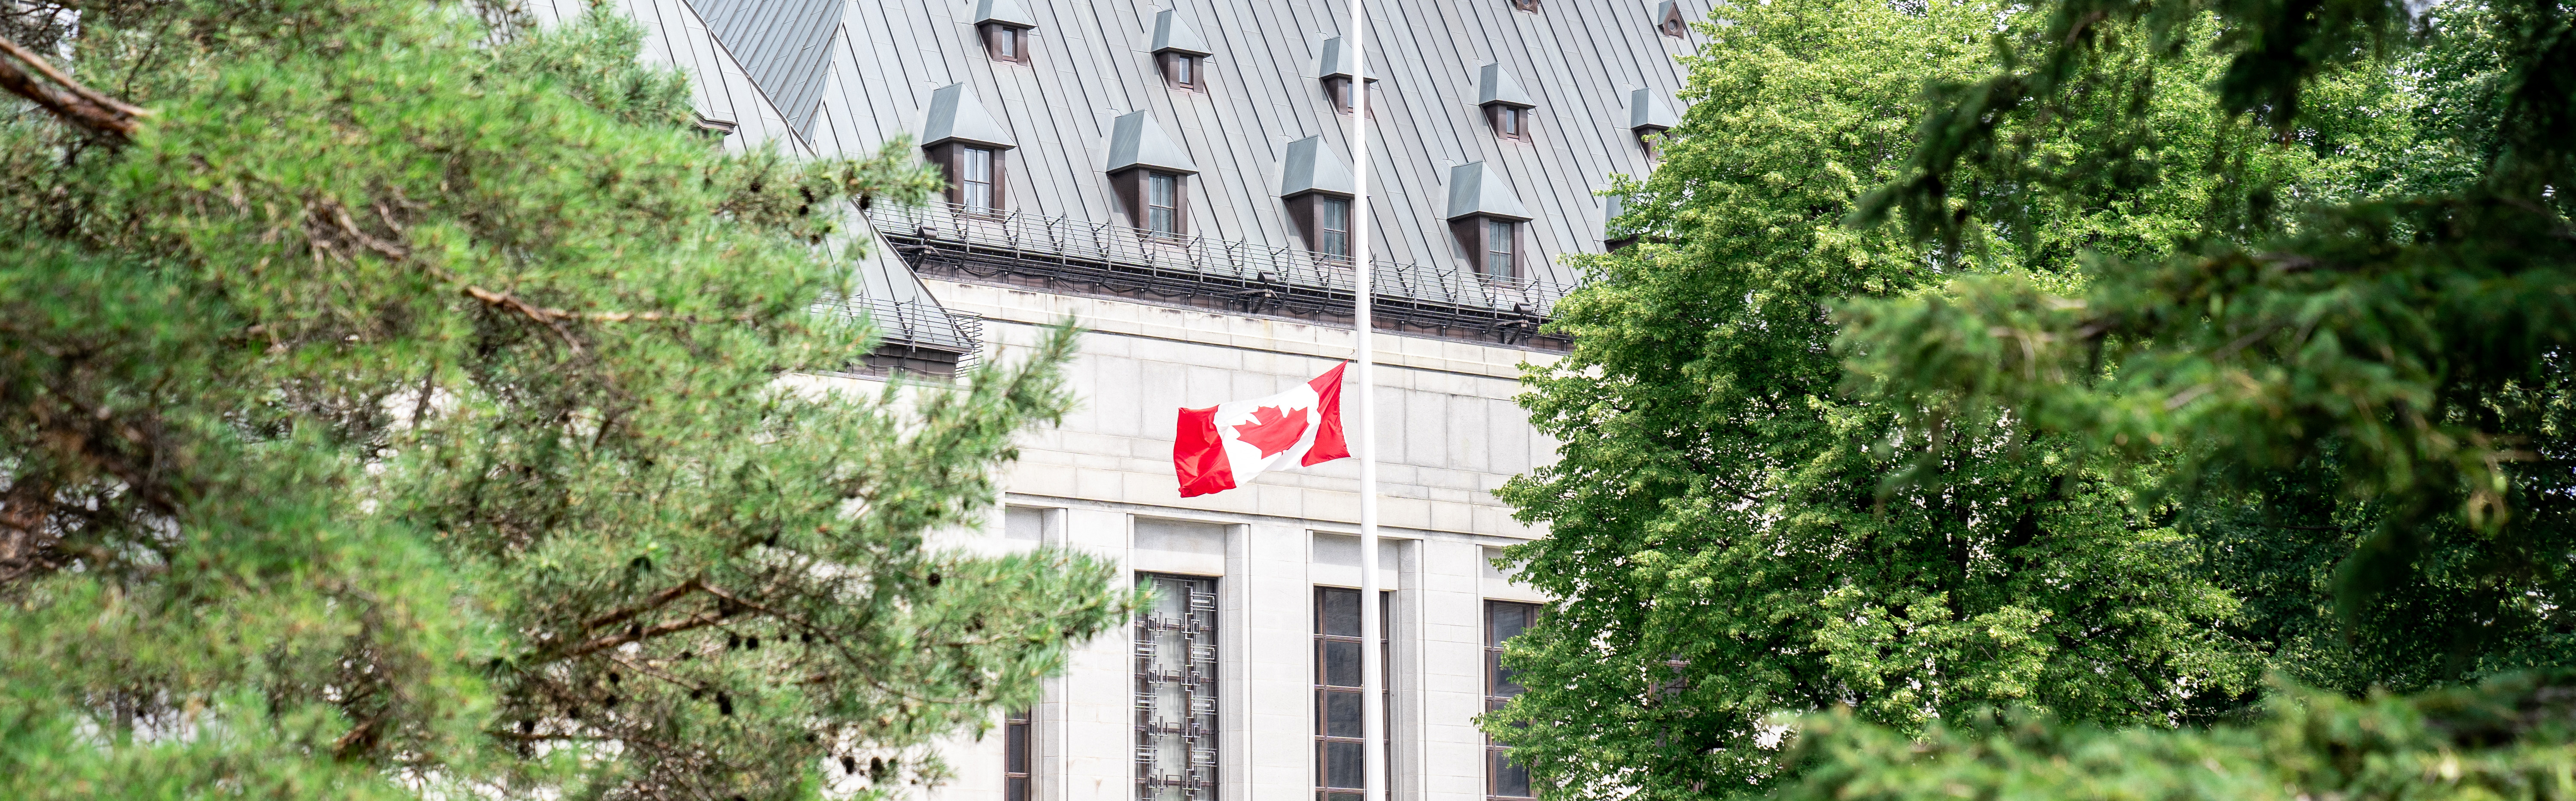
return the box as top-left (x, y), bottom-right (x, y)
top-left (1317, 197), bottom-right (1350, 258)
top-left (1485, 601), bottom-right (1539, 800)
top-left (1137, 573), bottom-right (1218, 801)
top-left (1005, 707), bottom-right (1033, 801)
top-left (1147, 173), bottom-right (1181, 236)
top-left (1483, 219), bottom-right (1517, 279)
top-left (1315, 587), bottom-right (1389, 801)
top-left (1492, 106), bottom-right (1527, 140)
top-left (961, 146), bottom-right (996, 212)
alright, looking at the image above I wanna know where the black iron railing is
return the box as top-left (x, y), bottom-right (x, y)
top-left (866, 202), bottom-right (1569, 345)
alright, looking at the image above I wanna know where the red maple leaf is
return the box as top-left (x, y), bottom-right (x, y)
top-left (1230, 405), bottom-right (1310, 458)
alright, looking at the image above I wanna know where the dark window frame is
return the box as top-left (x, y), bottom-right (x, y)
top-left (1112, 168), bottom-right (1191, 238)
top-left (1485, 600), bottom-right (1540, 800)
top-left (925, 142), bottom-right (1009, 215)
top-left (1486, 104), bottom-right (1533, 142)
top-left (1285, 193), bottom-right (1355, 261)
top-left (1315, 587), bottom-right (1392, 801)
top-left (1005, 706), bottom-right (1033, 801)
top-left (1659, 6), bottom-right (1688, 36)
top-left (1321, 77), bottom-right (1376, 117)
top-left (1159, 52), bottom-right (1206, 92)
top-left (981, 22), bottom-right (1032, 64)
top-left (1512, 0), bottom-right (1541, 12)
top-left (1449, 215), bottom-right (1525, 281)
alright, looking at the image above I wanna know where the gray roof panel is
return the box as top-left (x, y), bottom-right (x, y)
top-left (1629, 87), bottom-right (1679, 130)
top-left (1279, 135), bottom-right (1356, 197)
top-left (1314, 36), bottom-right (1382, 81)
top-left (972, 0), bottom-right (1037, 27)
top-left (687, 0), bottom-right (845, 136)
top-left (1478, 62), bottom-right (1535, 107)
top-left (1105, 110), bottom-right (1199, 173)
top-left (1446, 162), bottom-right (1531, 220)
top-left (921, 83), bottom-right (1019, 147)
top-left (1150, 9), bottom-right (1213, 55)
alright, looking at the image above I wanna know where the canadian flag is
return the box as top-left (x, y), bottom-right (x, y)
top-left (1172, 364), bottom-right (1350, 497)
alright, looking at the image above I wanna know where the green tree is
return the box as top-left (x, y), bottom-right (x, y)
top-left (1487, 0), bottom-right (2402, 796)
top-left (1840, 0), bottom-right (2574, 687)
top-left (0, 1), bottom-right (1124, 798)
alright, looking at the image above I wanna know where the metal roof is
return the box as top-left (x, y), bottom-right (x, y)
top-left (1477, 63), bottom-right (1535, 107)
top-left (1105, 111), bottom-right (1200, 174)
top-left (1150, 9), bottom-right (1215, 55)
top-left (560, 0), bottom-right (1713, 288)
top-left (687, 0), bottom-right (844, 137)
top-left (921, 83), bottom-right (1018, 148)
top-left (1629, 87), bottom-right (1679, 130)
top-left (1279, 135), bottom-right (1357, 197)
top-left (971, 0), bottom-right (1038, 27)
top-left (1446, 162), bottom-right (1531, 220)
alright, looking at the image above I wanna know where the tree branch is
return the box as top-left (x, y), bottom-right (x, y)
top-left (0, 34), bottom-right (149, 139)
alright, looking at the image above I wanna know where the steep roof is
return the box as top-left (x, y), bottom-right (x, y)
top-left (1105, 111), bottom-right (1198, 174)
top-left (920, 83), bottom-right (1017, 148)
top-left (685, 0), bottom-right (844, 137)
top-left (1148, 9), bottom-right (1212, 55)
top-left (581, 0), bottom-right (1715, 287)
top-left (1446, 162), bottom-right (1531, 221)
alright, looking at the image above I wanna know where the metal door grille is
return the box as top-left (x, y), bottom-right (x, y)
top-left (1135, 574), bottom-right (1219, 801)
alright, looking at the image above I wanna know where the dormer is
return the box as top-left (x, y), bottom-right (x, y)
top-left (920, 84), bottom-right (1019, 214)
top-left (1279, 136), bottom-right (1359, 259)
top-left (1603, 194), bottom-right (1637, 251)
top-left (974, 0), bottom-right (1038, 64)
top-left (1105, 111), bottom-right (1199, 237)
top-left (1655, 0), bottom-right (1687, 37)
top-left (1445, 162), bottom-right (1533, 280)
top-left (1151, 9), bottom-right (1213, 91)
top-left (1629, 88), bottom-right (1680, 155)
top-left (1479, 63), bottom-right (1537, 142)
top-left (1316, 37), bottom-right (1381, 115)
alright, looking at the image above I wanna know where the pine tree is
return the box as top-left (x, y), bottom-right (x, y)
top-left (0, 1), bottom-right (1126, 798)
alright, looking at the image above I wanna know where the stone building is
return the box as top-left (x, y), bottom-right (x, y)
top-left (529, 0), bottom-right (1704, 797)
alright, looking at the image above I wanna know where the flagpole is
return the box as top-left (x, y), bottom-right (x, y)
top-left (1342, 0), bottom-right (1386, 800)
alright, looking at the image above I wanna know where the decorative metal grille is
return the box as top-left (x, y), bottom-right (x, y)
top-left (867, 201), bottom-right (1568, 346)
top-left (1136, 574), bottom-right (1220, 801)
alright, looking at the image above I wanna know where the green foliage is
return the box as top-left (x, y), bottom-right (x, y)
top-left (1840, 0), bottom-right (2574, 686)
top-left (0, 1), bottom-right (1124, 798)
top-left (1776, 670), bottom-right (2576, 801)
top-left (1485, 0), bottom-right (2413, 796)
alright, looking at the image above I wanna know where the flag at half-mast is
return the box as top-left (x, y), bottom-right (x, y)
top-left (1172, 364), bottom-right (1350, 497)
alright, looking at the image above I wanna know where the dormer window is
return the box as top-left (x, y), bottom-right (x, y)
top-left (1160, 52), bottom-right (1203, 91)
top-left (1482, 219), bottom-right (1519, 278)
top-left (1490, 105), bottom-right (1531, 141)
top-left (1150, 10), bottom-right (1213, 93)
top-left (1445, 161), bottom-right (1532, 281)
top-left (919, 83), bottom-right (1018, 216)
top-left (1105, 110), bottom-right (1199, 239)
top-left (960, 146), bottom-right (997, 212)
top-left (1317, 197), bottom-right (1351, 258)
top-left (1513, 0), bottom-right (1540, 11)
top-left (1629, 88), bottom-right (1680, 157)
top-left (972, 0), bottom-right (1039, 64)
top-left (1145, 172), bottom-right (1182, 235)
top-left (982, 23), bottom-right (1029, 63)
top-left (1316, 37), bottom-right (1377, 116)
top-left (1656, 0), bottom-right (1687, 36)
top-left (1478, 64), bottom-right (1536, 142)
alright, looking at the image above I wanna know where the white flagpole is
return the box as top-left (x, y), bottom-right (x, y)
top-left (1342, 0), bottom-right (1386, 800)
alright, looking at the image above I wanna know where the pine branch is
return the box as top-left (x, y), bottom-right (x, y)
top-left (0, 34), bottom-right (149, 139)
